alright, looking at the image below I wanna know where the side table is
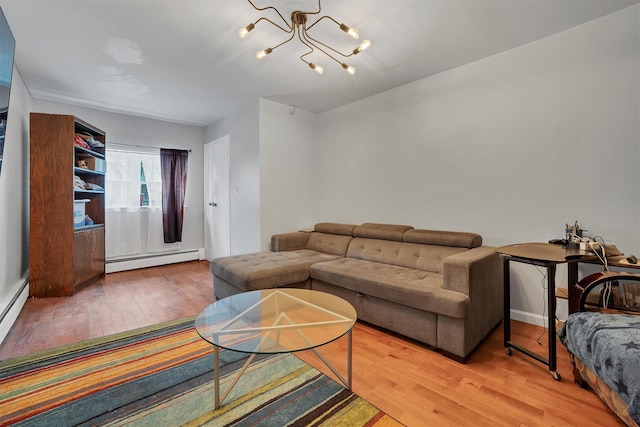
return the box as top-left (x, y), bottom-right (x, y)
top-left (496, 243), bottom-right (590, 381)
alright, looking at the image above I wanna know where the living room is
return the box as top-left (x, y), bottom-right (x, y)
top-left (0, 1), bottom-right (638, 425)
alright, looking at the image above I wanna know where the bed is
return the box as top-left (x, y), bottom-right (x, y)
top-left (559, 271), bottom-right (640, 427)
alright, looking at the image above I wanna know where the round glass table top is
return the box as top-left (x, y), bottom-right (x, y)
top-left (194, 289), bottom-right (357, 354)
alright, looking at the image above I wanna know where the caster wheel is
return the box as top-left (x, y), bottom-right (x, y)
top-left (551, 371), bottom-right (561, 381)
top-left (505, 348), bottom-right (512, 356)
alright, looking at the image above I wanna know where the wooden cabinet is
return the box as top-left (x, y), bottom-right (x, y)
top-left (30, 113), bottom-right (106, 297)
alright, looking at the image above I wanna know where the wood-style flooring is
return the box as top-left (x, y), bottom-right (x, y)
top-left (0, 261), bottom-right (625, 426)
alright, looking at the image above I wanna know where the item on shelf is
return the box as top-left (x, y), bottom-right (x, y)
top-left (73, 175), bottom-right (87, 190)
top-left (84, 156), bottom-right (106, 172)
top-left (85, 215), bottom-right (93, 226)
top-left (85, 182), bottom-right (103, 191)
top-left (77, 159), bottom-right (89, 169)
top-left (73, 134), bottom-right (91, 149)
top-left (75, 132), bottom-right (105, 149)
top-left (73, 199), bottom-right (90, 228)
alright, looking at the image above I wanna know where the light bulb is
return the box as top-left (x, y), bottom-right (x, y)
top-left (339, 23), bottom-right (359, 40)
top-left (353, 39), bottom-right (371, 55)
top-left (358, 39), bottom-right (371, 51)
top-left (238, 23), bottom-right (255, 39)
top-left (342, 63), bottom-right (356, 75)
top-left (309, 63), bottom-right (324, 75)
top-left (256, 47), bottom-right (272, 60)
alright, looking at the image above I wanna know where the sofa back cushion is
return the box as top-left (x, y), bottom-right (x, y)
top-left (347, 238), bottom-right (469, 273)
top-left (307, 232), bottom-right (353, 256)
top-left (314, 222), bottom-right (357, 236)
top-left (353, 223), bottom-right (414, 241)
top-left (403, 229), bottom-right (482, 248)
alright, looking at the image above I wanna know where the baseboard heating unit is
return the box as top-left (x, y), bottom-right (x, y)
top-left (106, 249), bottom-right (205, 273)
top-left (0, 273), bottom-right (29, 344)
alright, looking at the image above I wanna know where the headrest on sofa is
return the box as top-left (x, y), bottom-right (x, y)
top-left (314, 222), bottom-right (357, 236)
top-left (403, 229), bottom-right (482, 248)
top-left (353, 223), bottom-right (414, 242)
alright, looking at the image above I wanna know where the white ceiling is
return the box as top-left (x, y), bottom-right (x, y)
top-left (0, 0), bottom-right (637, 127)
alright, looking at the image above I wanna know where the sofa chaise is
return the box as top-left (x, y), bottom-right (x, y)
top-left (210, 222), bottom-right (503, 362)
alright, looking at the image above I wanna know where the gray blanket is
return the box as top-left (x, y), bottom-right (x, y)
top-left (559, 312), bottom-right (640, 423)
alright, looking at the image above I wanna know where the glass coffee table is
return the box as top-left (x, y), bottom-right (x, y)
top-left (194, 288), bottom-right (357, 408)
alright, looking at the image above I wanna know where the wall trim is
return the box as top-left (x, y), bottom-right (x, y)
top-left (510, 308), bottom-right (547, 327)
top-left (106, 249), bottom-right (205, 273)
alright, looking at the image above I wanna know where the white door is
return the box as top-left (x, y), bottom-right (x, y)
top-left (204, 136), bottom-right (231, 260)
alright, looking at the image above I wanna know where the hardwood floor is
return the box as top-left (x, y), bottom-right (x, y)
top-left (0, 261), bottom-right (215, 359)
top-left (0, 261), bottom-right (625, 426)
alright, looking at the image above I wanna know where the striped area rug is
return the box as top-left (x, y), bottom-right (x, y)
top-left (0, 317), bottom-right (403, 426)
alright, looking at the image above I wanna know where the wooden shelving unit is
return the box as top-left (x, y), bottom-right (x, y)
top-left (30, 113), bottom-right (106, 297)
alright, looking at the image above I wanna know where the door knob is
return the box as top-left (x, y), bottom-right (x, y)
top-left (209, 202), bottom-right (217, 207)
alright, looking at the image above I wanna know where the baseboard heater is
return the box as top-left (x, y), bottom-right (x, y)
top-left (106, 249), bottom-right (204, 273)
top-left (0, 273), bottom-right (29, 345)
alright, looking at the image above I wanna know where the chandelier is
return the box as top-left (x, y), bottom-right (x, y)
top-left (238, 0), bottom-right (371, 75)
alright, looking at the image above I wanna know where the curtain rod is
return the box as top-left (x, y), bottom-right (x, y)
top-left (108, 142), bottom-right (192, 153)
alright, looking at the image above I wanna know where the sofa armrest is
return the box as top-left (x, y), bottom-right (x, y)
top-left (270, 232), bottom-right (311, 252)
top-left (442, 246), bottom-right (501, 296)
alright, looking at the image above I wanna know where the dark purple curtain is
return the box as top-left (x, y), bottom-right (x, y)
top-left (160, 149), bottom-right (189, 243)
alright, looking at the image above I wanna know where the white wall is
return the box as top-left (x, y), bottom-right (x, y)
top-left (0, 68), bottom-right (31, 343)
top-left (259, 99), bottom-right (319, 249)
top-left (205, 100), bottom-right (261, 254)
top-left (32, 100), bottom-right (206, 256)
top-left (315, 6), bottom-right (640, 322)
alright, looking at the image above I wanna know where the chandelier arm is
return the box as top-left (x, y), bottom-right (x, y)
top-left (270, 30), bottom-right (297, 51)
top-left (300, 31), bottom-right (342, 65)
top-left (247, 0), bottom-right (290, 28)
top-left (304, 31), bottom-right (353, 58)
top-left (254, 16), bottom-right (293, 33)
top-left (305, 0), bottom-right (322, 17)
top-left (297, 34), bottom-right (316, 65)
top-left (306, 15), bottom-right (337, 32)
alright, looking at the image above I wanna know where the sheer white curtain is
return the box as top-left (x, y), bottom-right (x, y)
top-left (105, 146), bottom-right (180, 259)
top-left (143, 153), bottom-right (181, 253)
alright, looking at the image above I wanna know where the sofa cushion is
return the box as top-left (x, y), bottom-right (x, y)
top-left (270, 232), bottom-right (311, 252)
top-left (311, 258), bottom-right (470, 318)
top-left (306, 232), bottom-right (353, 256)
top-left (353, 223), bottom-right (413, 241)
top-left (314, 222), bottom-right (357, 236)
top-left (403, 229), bottom-right (482, 249)
top-left (346, 238), bottom-right (469, 273)
top-left (211, 250), bottom-right (341, 291)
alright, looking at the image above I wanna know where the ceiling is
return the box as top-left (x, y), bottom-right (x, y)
top-left (0, 0), bottom-right (637, 127)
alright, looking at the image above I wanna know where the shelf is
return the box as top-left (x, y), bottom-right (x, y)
top-left (74, 167), bottom-right (105, 176)
top-left (74, 224), bottom-right (105, 232)
top-left (74, 145), bottom-right (105, 159)
top-left (74, 189), bottom-right (104, 195)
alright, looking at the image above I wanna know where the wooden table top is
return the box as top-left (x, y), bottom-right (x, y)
top-left (496, 242), bottom-right (592, 263)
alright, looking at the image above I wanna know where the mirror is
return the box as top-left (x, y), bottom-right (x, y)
top-left (0, 7), bottom-right (15, 177)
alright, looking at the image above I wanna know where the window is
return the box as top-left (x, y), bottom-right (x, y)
top-left (106, 149), bottom-right (162, 209)
top-left (140, 161), bottom-right (149, 206)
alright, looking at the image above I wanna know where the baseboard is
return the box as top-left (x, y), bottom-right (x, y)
top-left (510, 308), bottom-right (547, 327)
top-left (106, 249), bottom-right (205, 273)
top-left (0, 274), bottom-right (29, 345)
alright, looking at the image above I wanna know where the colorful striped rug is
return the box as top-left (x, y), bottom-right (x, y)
top-left (0, 316), bottom-right (402, 426)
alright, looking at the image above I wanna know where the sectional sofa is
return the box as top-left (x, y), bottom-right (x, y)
top-left (210, 222), bottom-right (503, 362)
